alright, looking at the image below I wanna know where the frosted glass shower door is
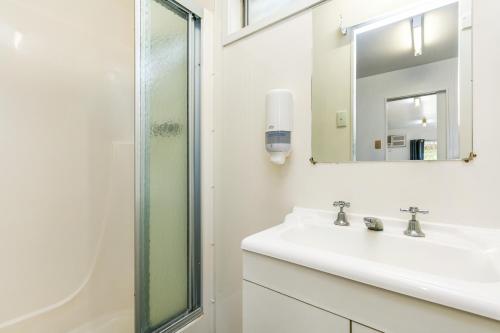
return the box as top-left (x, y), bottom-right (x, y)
top-left (138, 0), bottom-right (202, 332)
top-left (148, 0), bottom-right (189, 327)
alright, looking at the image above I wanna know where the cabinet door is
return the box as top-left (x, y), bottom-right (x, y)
top-left (243, 281), bottom-right (350, 333)
top-left (352, 322), bottom-right (383, 333)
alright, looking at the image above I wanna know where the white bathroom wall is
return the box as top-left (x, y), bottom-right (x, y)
top-left (196, 0), bottom-right (214, 10)
top-left (213, 1), bottom-right (500, 333)
top-left (356, 58), bottom-right (458, 161)
top-left (311, 0), bottom-right (351, 162)
top-left (0, 0), bottom-right (135, 331)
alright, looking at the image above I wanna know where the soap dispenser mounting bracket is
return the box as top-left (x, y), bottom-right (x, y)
top-left (339, 15), bottom-right (348, 35)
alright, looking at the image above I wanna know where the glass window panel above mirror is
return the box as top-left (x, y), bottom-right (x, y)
top-left (311, 0), bottom-right (473, 163)
top-left (246, 0), bottom-right (296, 25)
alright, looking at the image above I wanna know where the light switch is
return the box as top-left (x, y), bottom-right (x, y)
top-left (461, 12), bottom-right (472, 30)
top-left (336, 110), bottom-right (347, 128)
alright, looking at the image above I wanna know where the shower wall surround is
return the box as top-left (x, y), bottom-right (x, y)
top-left (0, 0), bottom-right (134, 331)
top-left (213, 1), bottom-right (500, 333)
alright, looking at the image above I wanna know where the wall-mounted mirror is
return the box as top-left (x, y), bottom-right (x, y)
top-left (311, 0), bottom-right (473, 163)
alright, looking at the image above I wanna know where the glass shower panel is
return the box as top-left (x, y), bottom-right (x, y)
top-left (139, 0), bottom-right (201, 331)
top-left (144, 0), bottom-right (189, 330)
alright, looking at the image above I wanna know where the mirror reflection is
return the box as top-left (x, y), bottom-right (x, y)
top-left (386, 93), bottom-right (442, 161)
top-left (311, 0), bottom-right (473, 163)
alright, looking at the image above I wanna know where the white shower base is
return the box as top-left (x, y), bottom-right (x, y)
top-left (68, 311), bottom-right (134, 333)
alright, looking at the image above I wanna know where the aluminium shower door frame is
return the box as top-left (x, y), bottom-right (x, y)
top-left (135, 0), bottom-right (203, 332)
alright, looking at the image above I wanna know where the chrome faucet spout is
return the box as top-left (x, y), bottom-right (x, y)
top-left (364, 217), bottom-right (384, 231)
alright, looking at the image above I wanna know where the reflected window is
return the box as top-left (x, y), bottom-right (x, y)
top-left (424, 141), bottom-right (438, 161)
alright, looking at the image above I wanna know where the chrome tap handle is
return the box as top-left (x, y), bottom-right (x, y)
top-left (333, 201), bottom-right (350, 210)
top-left (400, 207), bottom-right (429, 219)
top-left (333, 201), bottom-right (350, 226)
top-left (401, 207), bottom-right (428, 237)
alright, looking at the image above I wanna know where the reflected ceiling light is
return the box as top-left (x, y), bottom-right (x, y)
top-left (412, 15), bottom-right (423, 56)
top-left (421, 117), bottom-right (428, 127)
top-left (414, 97), bottom-right (421, 108)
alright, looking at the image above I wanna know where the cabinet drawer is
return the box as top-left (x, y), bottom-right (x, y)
top-left (243, 281), bottom-right (350, 333)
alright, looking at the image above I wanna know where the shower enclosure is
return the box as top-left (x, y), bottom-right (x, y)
top-left (136, 0), bottom-right (203, 332)
top-left (0, 0), bottom-right (206, 332)
top-left (0, 0), bottom-right (135, 332)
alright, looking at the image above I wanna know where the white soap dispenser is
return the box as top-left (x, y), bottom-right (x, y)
top-left (265, 89), bottom-right (293, 165)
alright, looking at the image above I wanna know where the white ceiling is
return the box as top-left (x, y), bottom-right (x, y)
top-left (387, 94), bottom-right (437, 130)
top-left (356, 3), bottom-right (458, 78)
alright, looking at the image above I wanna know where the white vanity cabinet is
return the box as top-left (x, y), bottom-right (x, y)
top-left (243, 281), bottom-right (382, 333)
top-left (243, 280), bottom-right (382, 333)
top-left (243, 281), bottom-right (350, 333)
top-left (242, 251), bottom-right (500, 333)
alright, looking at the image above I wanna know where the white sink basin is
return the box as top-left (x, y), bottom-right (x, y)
top-left (242, 207), bottom-right (500, 320)
top-left (282, 223), bottom-right (500, 283)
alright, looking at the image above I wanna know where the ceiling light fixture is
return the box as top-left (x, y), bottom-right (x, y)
top-left (421, 117), bottom-right (428, 127)
top-left (412, 15), bottom-right (423, 56)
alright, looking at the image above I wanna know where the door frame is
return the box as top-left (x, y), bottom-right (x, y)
top-left (384, 90), bottom-right (448, 161)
